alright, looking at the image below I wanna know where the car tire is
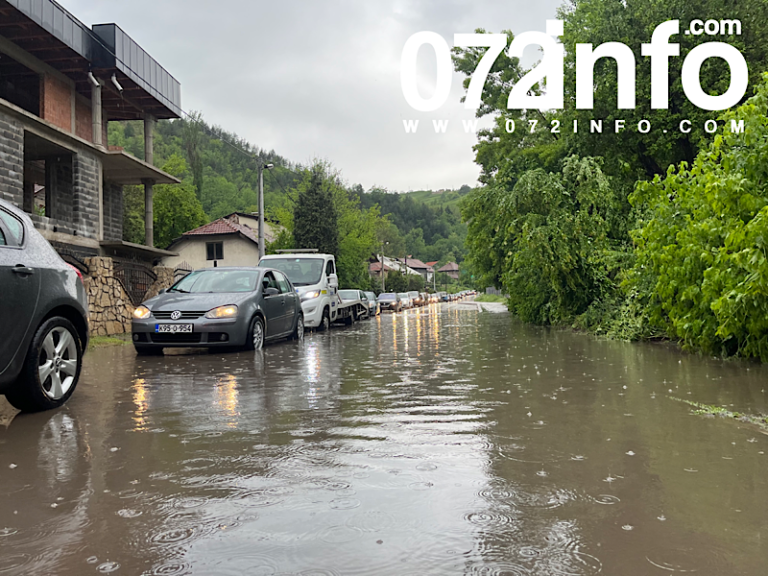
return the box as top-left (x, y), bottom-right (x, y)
top-left (319, 308), bottom-right (331, 332)
top-left (6, 317), bottom-right (82, 413)
top-left (135, 347), bottom-right (164, 356)
top-left (246, 316), bottom-right (265, 351)
top-left (291, 314), bottom-right (305, 341)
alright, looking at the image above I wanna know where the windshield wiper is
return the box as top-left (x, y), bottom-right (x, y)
top-left (170, 288), bottom-right (189, 293)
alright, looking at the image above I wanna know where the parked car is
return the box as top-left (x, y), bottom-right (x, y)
top-left (0, 199), bottom-right (89, 412)
top-left (398, 292), bottom-right (412, 309)
top-left (338, 289), bottom-right (369, 320)
top-left (132, 267), bottom-right (304, 354)
top-left (364, 291), bottom-right (380, 316)
top-left (378, 292), bottom-right (402, 312)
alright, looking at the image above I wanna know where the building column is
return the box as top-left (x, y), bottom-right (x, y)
top-left (144, 114), bottom-right (156, 247)
top-left (91, 80), bottom-right (103, 147)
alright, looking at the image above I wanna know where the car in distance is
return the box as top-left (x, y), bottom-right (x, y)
top-left (398, 292), bottom-right (411, 309)
top-left (378, 292), bottom-right (402, 313)
top-left (0, 199), bottom-right (89, 412)
top-left (132, 267), bottom-right (303, 354)
top-left (364, 291), bottom-right (380, 316)
top-left (408, 290), bottom-right (422, 307)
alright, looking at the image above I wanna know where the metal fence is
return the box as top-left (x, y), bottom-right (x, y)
top-left (173, 262), bottom-right (193, 282)
top-left (114, 260), bottom-right (157, 306)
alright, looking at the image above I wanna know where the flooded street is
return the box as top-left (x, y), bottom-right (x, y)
top-left (2, 303), bottom-right (768, 575)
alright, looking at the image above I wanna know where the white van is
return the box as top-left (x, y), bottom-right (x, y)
top-left (258, 251), bottom-right (340, 330)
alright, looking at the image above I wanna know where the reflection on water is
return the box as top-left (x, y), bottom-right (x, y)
top-left (2, 305), bottom-right (768, 575)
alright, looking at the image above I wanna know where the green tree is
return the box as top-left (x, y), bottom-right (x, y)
top-left (182, 111), bottom-right (205, 199)
top-left (407, 274), bottom-right (426, 292)
top-left (559, 0), bottom-right (768, 182)
top-left (385, 270), bottom-right (408, 293)
top-left (629, 76), bottom-right (768, 360)
top-left (293, 163), bottom-right (340, 256)
top-left (152, 154), bottom-right (207, 249)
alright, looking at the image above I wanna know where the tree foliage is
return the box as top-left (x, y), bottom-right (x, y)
top-left (152, 154), bottom-right (207, 249)
top-left (293, 164), bottom-right (340, 256)
top-left (629, 76), bottom-right (768, 360)
top-left (454, 0), bottom-right (768, 360)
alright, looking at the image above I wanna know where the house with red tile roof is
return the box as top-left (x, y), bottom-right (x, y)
top-left (438, 261), bottom-right (460, 280)
top-left (162, 213), bottom-right (279, 270)
top-left (400, 257), bottom-right (434, 282)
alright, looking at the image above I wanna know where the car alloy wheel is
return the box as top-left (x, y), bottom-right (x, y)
top-left (295, 315), bottom-right (305, 341)
top-left (38, 325), bottom-right (79, 400)
top-left (251, 317), bottom-right (265, 350)
top-left (6, 316), bottom-right (83, 412)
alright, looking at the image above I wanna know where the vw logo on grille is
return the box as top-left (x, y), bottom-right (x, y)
top-left (170, 310), bottom-right (182, 320)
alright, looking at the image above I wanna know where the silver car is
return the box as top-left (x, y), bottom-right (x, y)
top-left (132, 267), bottom-right (304, 354)
top-left (0, 199), bottom-right (89, 412)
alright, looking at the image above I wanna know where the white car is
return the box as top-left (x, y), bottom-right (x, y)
top-left (259, 252), bottom-right (339, 331)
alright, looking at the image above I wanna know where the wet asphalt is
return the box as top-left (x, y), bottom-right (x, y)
top-left (2, 301), bottom-right (768, 575)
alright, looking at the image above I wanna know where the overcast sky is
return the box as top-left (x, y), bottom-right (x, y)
top-left (62, 0), bottom-right (563, 191)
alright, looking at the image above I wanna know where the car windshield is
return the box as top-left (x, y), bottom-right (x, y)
top-left (398, 293), bottom-right (408, 299)
top-left (338, 290), bottom-right (358, 300)
top-left (169, 269), bottom-right (259, 293)
top-left (379, 293), bottom-right (396, 300)
top-left (365, 292), bottom-right (376, 300)
top-left (259, 257), bottom-right (324, 286)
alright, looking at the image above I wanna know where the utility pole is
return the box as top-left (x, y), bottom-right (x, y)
top-left (380, 241), bottom-right (388, 292)
top-left (258, 162), bottom-right (274, 259)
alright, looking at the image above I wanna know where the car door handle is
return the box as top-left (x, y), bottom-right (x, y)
top-left (12, 266), bottom-right (34, 276)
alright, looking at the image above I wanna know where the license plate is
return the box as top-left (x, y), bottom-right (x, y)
top-left (155, 324), bottom-right (193, 333)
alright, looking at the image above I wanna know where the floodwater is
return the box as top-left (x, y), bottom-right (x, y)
top-left (2, 303), bottom-right (768, 575)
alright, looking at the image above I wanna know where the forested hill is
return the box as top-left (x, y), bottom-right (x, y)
top-left (110, 116), bottom-right (468, 267)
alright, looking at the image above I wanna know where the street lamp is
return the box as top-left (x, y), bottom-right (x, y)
top-left (258, 162), bottom-right (274, 259)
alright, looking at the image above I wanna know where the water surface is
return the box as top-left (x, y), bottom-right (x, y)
top-left (1, 304), bottom-right (767, 575)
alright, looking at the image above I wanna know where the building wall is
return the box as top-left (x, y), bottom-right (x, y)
top-left (162, 236), bottom-right (260, 270)
top-left (72, 152), bottom-right (100, 239)
top-left (103, 181), bottom-right (123, 241)
top-left (0, 108), bottom-right (101, 241)
top-left (74, 96), bottom-right (92, 142)
top-left (39, 75), bottom-right (72, 132)
top-left (0, 111), bottom-right (23, 206)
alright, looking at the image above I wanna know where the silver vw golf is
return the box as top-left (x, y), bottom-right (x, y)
top-left (131, 267), bottom-right (304, 354)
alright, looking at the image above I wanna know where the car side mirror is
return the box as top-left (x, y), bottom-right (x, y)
top-left (265, 287), bottom-right (280, 296)
top-left (328, 273), bottom-right (338, 288)
top-left (159, 288), bottom-right (166, 295)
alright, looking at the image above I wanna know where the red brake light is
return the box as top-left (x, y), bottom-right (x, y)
top-left (67, 263), bottom-right (83, 282)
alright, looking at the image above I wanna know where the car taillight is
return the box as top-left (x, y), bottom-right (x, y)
top-left (67, 263), bottom-right (83, 282)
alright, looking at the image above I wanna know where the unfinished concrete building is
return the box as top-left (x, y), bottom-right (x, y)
top-left (0, 0), bottom-right (181, 268)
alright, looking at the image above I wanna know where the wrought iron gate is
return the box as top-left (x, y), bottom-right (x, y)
top-left (114, 260), bottom-right (157, 306)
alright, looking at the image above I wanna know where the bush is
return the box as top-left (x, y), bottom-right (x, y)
top-left (629, 75), bottom-right (768, 360)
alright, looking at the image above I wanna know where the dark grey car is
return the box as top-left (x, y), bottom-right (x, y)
top-left (0, 199), bottom-right (89, 412)
top-left (131, 267), bottom-right (304, 354)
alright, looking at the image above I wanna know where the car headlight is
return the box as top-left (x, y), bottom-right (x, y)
top-left (301, 290), bottom-right (321, 301)
top-left (205, 305), bottom-right (238, 319)
top-left (133, 305), bottom-right (151, 319)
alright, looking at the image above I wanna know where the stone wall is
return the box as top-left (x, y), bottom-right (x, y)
top-left (83, 257), bottom-right (175, 336)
